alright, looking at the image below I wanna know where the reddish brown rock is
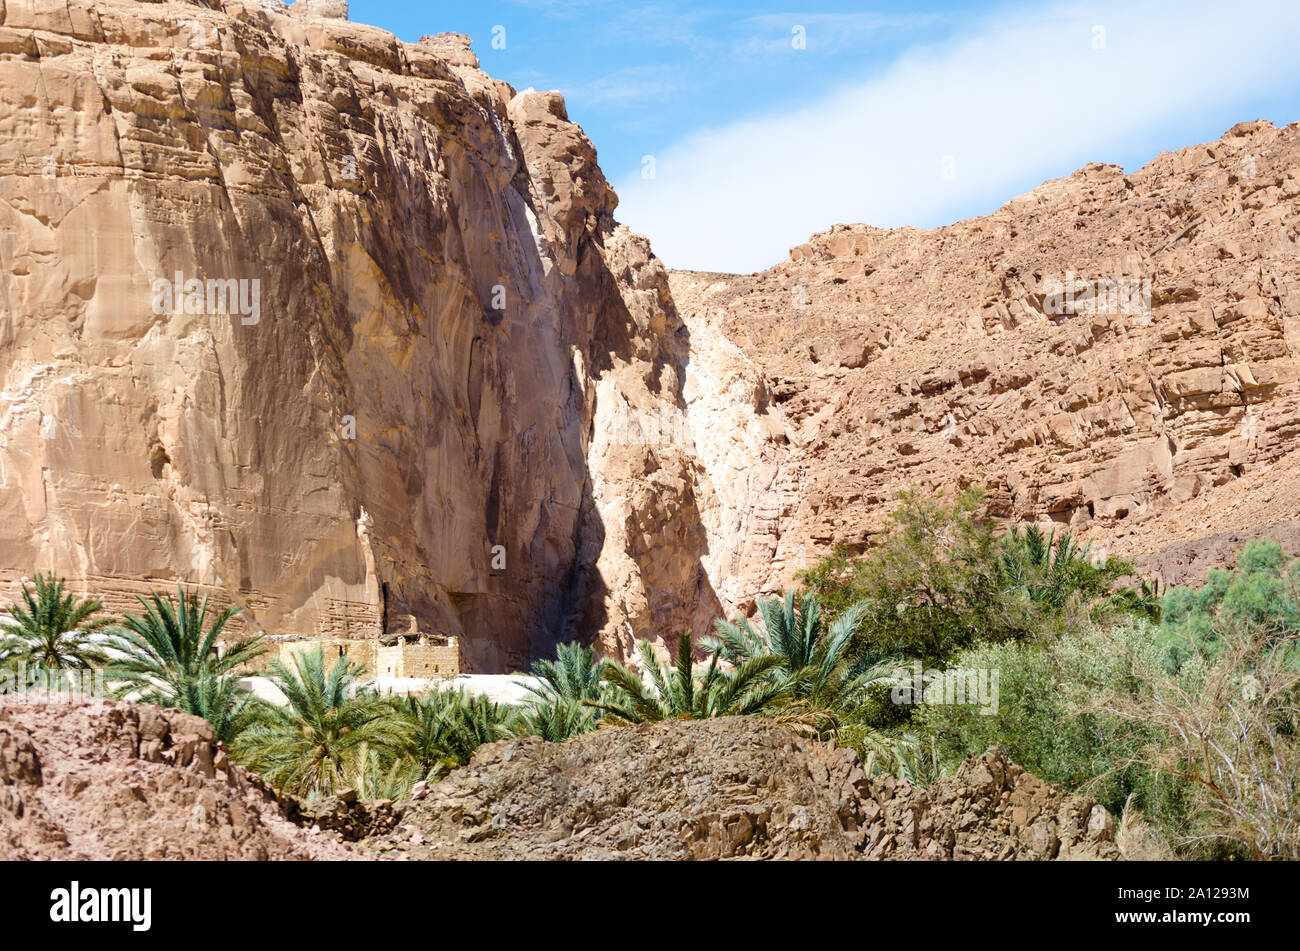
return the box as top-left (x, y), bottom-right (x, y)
top-left (0, 701), bottom-right (363, 860)
top-left (366, 717), bottom-right (1118, 860)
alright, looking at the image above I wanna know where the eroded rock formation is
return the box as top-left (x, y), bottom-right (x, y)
top-left (0, 700), bottom-right (364, 859)
top-left (367, 716), bottom-right (1119, 860)
top-left (671, 118), bottom-right (1300, 589)
top-left (0, 0), bottom-right (727, 668)
top-left (4, 0), bottom-right (1298, 668)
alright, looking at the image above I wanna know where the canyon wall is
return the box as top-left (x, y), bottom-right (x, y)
top-left (671, 118), bottom-right (1300, 590)
top-left (0, 0), bottom-right (732, 669)
top-left (5, 0), bottom-right (1297, 670)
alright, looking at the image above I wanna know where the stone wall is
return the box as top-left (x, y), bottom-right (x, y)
top-left (250, 635), bottom-right (460, 680)
top-left (373, 638), bottom-right (460, 679)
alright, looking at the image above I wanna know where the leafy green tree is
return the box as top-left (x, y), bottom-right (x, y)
top-left (0, 573), bottom-right (113, 671)
top-left (798, 488), bottom-right (1154, 664)
top-left (1160, 539), bottom-right (1300, 663)
top-left (591, 630), bottom-right (789, 724)
top-left (798, 488), bottom-right (1021, 663)
top-left (233, 647), bottom-right (407, 798)
top-left (107, 586), bottom-right (264, 704)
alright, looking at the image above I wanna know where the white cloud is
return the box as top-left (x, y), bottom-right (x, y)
top-left (613, 0), bottom-right (1300, 273)
top-left (565, 64), bottom-right (683, 108)
top-left (733, 12), bottom-right (948, 57)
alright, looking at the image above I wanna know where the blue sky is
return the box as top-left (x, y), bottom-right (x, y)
top-left (351, 0), bottom-right (1300, 272)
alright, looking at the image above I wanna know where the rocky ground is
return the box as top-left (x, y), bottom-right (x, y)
top-left (0, 701), bottom-right (363, 860)
top-left (365, 717), bottom-right (1119, 861)
top-left (0, 702), bottom-right (1119, 861)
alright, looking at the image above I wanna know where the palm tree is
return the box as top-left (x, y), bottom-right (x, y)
top-left (183, 670), bottom-right (267, 745)
top-left (0, 573), bottom-right (114, 671)
top-left (398, 687), bottom-right (515, 779)
top-left (1110, 577), bottom-right (1163, 623)
top-left (706, 591), bottom-right (898, 730)
top-left (519, 640), bottom-right (610, 741)
top-left (590, 630), bottom-right (789, 724)
top-left (350, 745), bottom-right (425, 803)
top-left (528, 640), bottom-right (607, 702)
top-left (106, 586), bottom-right (264, 706)
top-left (233, 647), bottom-right (408, 798)
top-left (997, 524), bottom-right (1158, 626)
top-left (515, 694), bottom-right (595, 742)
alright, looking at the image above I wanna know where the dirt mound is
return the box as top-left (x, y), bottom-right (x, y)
top-left (367, 717), bottom-right (1119, 860)
top-left (0, 701), bottom-right (363, 860)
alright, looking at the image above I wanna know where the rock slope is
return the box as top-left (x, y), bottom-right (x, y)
top-left (367, 717), bottom-right (1119, 860)
top-left (671, 119), bottom-right (1300, 590)
top-left (0, 0), bottom-right (735, 667)
top-left (0, 700), bottom-right (362, 859)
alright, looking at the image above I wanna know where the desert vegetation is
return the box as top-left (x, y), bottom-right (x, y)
top-left (797, 492), bottom-right (1300, 860)
top-left (3, 490), bottom-right (1298, 859)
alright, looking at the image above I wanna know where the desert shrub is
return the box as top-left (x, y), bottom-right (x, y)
top-left (798, 488), bottom-right (1149, 665)
top-left (910, 623), bottom-right (1189, 824)
top-left (1091, 619), bottom-right (1300, 860)
top-left (1159, 539), bottom-right (1300, 666)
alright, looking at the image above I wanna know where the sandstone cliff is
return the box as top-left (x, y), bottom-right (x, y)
top-left (5, 0), bottom-right (1297, 668)
top-left (671, 119), bottom-right (1300, 590)
top-left (0, 0), bottom-right (734, 668)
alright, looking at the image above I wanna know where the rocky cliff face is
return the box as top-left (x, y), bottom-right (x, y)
top-left (5, 1), bottom-right (1296, 670)
top-left (671, 119), bottom-right (1300, 590)
top-left (0, 0), bottom-right (729, 669)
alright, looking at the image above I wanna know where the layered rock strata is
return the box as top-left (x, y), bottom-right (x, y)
top-left (671, 119), bottom-right (1300, 588)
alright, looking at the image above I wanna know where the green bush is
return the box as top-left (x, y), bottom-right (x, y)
top-left (910, 623), bottom-right (1190, 825)
top-left (798, 488), bottom-right (1150, 665)
top-left (1159, 539), bottom-right (1300, 664)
